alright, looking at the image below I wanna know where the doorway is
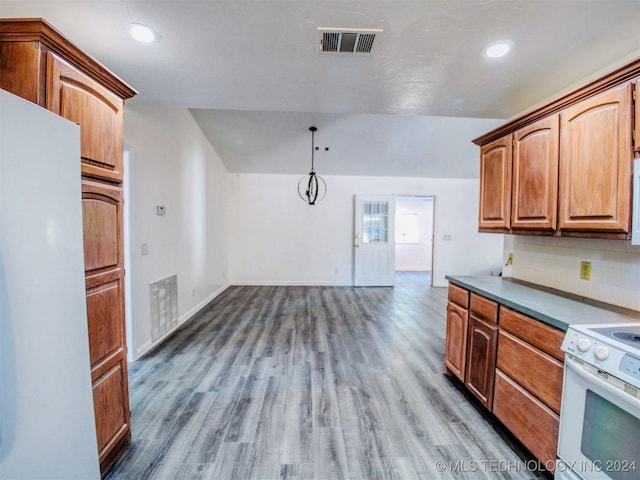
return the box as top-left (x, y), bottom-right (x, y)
top-left (353, 195), bottom-right (396, 286)
top-left (123, 148), bottom-right (135, 362)
top-left (394, 195), bottom-right (435, 286)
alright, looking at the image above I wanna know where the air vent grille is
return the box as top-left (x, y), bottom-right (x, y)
top-left (318, 28), bottom-right (382, 54)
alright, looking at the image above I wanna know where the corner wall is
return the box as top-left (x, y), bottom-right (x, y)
top-left (124, 105), bottom-right (229, 358)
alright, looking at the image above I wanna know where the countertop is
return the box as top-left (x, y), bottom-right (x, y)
top-left (445, 275), bottom-right (640, 331)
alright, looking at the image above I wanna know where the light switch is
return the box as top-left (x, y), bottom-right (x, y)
top-left (141, 242), bottom-right (149, 256)
top-left (156, 205), bottom-right (166, 216)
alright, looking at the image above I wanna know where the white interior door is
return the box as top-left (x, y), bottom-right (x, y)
top-left (354, 195), bottom-right (396, 286)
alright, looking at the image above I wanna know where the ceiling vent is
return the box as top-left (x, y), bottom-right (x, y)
top-left (318, 27), bottom-right (382, 54)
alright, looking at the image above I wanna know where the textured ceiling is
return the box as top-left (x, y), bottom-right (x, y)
top-left (2, 1), bottom-right (640, 177)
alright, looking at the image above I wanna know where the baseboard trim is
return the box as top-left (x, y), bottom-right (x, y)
top-left (230, 280), bottom-right (353, 287)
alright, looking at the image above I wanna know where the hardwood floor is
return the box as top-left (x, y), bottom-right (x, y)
top-left (106, 273), bottom-right (545, 479)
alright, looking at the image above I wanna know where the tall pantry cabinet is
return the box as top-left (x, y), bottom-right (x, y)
top-left (0, 19), bottom-right (137, 474)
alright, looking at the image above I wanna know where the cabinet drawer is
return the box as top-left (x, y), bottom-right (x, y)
top-left (497, 330), bottom-right (563, 413)
top-left (499, 307), bottom-right (564, 361)
top-left (493, 370), bottom-right (559, 470)
top-left (470, 293), bottom-right (498, 323)
top-left (448, 284), bottom-right (469, 309)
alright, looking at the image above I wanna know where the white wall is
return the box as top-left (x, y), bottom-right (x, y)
top-left (124, 105), bottom-right (229, 358)
top-left (395, 196), bottom-right (434, 271)
top-left (510, 236), bottom-right (640, 311)
top-left (229, 174), bottom-right (503, 287)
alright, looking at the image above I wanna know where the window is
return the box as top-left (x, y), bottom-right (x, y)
top-left (362, 201), bottom-right (389, 243)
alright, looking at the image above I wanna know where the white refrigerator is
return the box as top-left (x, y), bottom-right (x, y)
top-left (0, 90), bottom-right (101, 479)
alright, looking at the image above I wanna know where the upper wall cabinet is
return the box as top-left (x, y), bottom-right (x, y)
top-left (47, 54), bottom-right (125, 182)
top-left (473, 57), bottom-right (640, 239)
top-left (0, 19), bottom-right (136, 183)
top-left (559, 84), bottom-right (632, 232)
top-left (478, 116), bottom-right (560, 233)
top-left (512, 116), bottom-right (559, 231)
top-left (479, 136), bottom-right (512, 231)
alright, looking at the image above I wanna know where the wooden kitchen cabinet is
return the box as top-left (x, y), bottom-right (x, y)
top-left (559, 83), bottom-right (633, 233)
top-left (444, 284), bottom-right (470, 381)
top-left (443, 286), bottom-right (565, 475)
top-left (493, 370), bottom-right (559, 471)
top-left (499, 306), bottom-right (564, 361)
top-left (47, 53), bottom-right (125, 183)
top-left (473, 57), bottom-right (640, 238)
top-left (511, 115), bottom-right (559, 231)
top-left (478, 135), bottom-right (512, 231)
top-left (464, 293), bottom-right (498, 409)
top-left (82, 179), bottom-right (130, 470)
top-left (465, 315), bottom-right (498, 409)
top-left (496, 329), bottom-right (563, 413)
top-left (494, 306), bottom-right (564, 469)
top-left (0, 19), bottom-right (136, 475)
top-left (479, 117), bottom-right (560, 233)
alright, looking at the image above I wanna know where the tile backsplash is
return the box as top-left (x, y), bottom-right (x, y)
top-left (510, 236), bottom-right (640, 312)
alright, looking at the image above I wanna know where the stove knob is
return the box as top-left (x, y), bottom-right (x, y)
top-left (577, 338), bottom-right (591, 352)
top-left (595, 346), bottom-right (609, 361)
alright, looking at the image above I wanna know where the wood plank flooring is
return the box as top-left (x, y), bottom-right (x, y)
top-left (105, 273), bottom-right (546, 480)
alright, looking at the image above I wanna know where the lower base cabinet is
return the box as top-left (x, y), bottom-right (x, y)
top-left (493, 370), bottom-right (559, 471)
top-left (444, 284), bottom-right (565, 475)
top-left (465, 315), bottom-right (498, 409)
top-left (444, 301), bottom-right (469, 380)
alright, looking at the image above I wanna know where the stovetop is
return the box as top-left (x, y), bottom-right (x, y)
top-left (589, 324), bottom-right (640, 352)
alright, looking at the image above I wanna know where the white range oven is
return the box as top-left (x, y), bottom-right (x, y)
top-left (556, 323), bottom-right (640, 480)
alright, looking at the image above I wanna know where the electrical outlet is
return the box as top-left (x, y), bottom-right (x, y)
top-left (580, 261), bottom-right (592, 280)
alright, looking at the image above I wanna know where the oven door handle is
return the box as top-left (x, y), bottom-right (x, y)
top-left (565, 356), bottom-right (640, 411)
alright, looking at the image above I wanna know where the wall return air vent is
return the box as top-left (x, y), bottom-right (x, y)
top-left (318, 27), bottom-right (382, 54)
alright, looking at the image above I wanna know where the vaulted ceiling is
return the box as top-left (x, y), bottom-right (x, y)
top-left (2, 1), bottom-right (640, 177)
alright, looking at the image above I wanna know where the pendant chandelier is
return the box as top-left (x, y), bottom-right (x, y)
top-left (298, 126), bottom-right (327, 205)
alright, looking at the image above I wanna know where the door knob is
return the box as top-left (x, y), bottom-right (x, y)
top-left (355, 244), bottom-right (360, 248)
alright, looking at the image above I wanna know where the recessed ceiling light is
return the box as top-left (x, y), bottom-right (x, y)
top-left (130, 23), bottom-right (159, 43)
top-left (483, 40), bottom-right (514, 58)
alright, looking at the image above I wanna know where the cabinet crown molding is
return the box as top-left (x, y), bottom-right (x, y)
top-left (473, 56), bottom-right (640, 146)
top-left (0, 18), bottom-right (137, 99)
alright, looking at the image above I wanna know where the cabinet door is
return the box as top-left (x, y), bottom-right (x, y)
top-left (465, 315), bottom-right (498, 410)
top-left (511, 116), bottom-right (559, 230)
top-left (82, 179), bottom-right (131, 473)
top-left (444, 301), bottom-right (469, 381)
top-left (479, 135), bottom-right (512, 230)
top-left (559, 83), bottom-right (633, 232)
top-left (47, 53), bottom-right (124, 183)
